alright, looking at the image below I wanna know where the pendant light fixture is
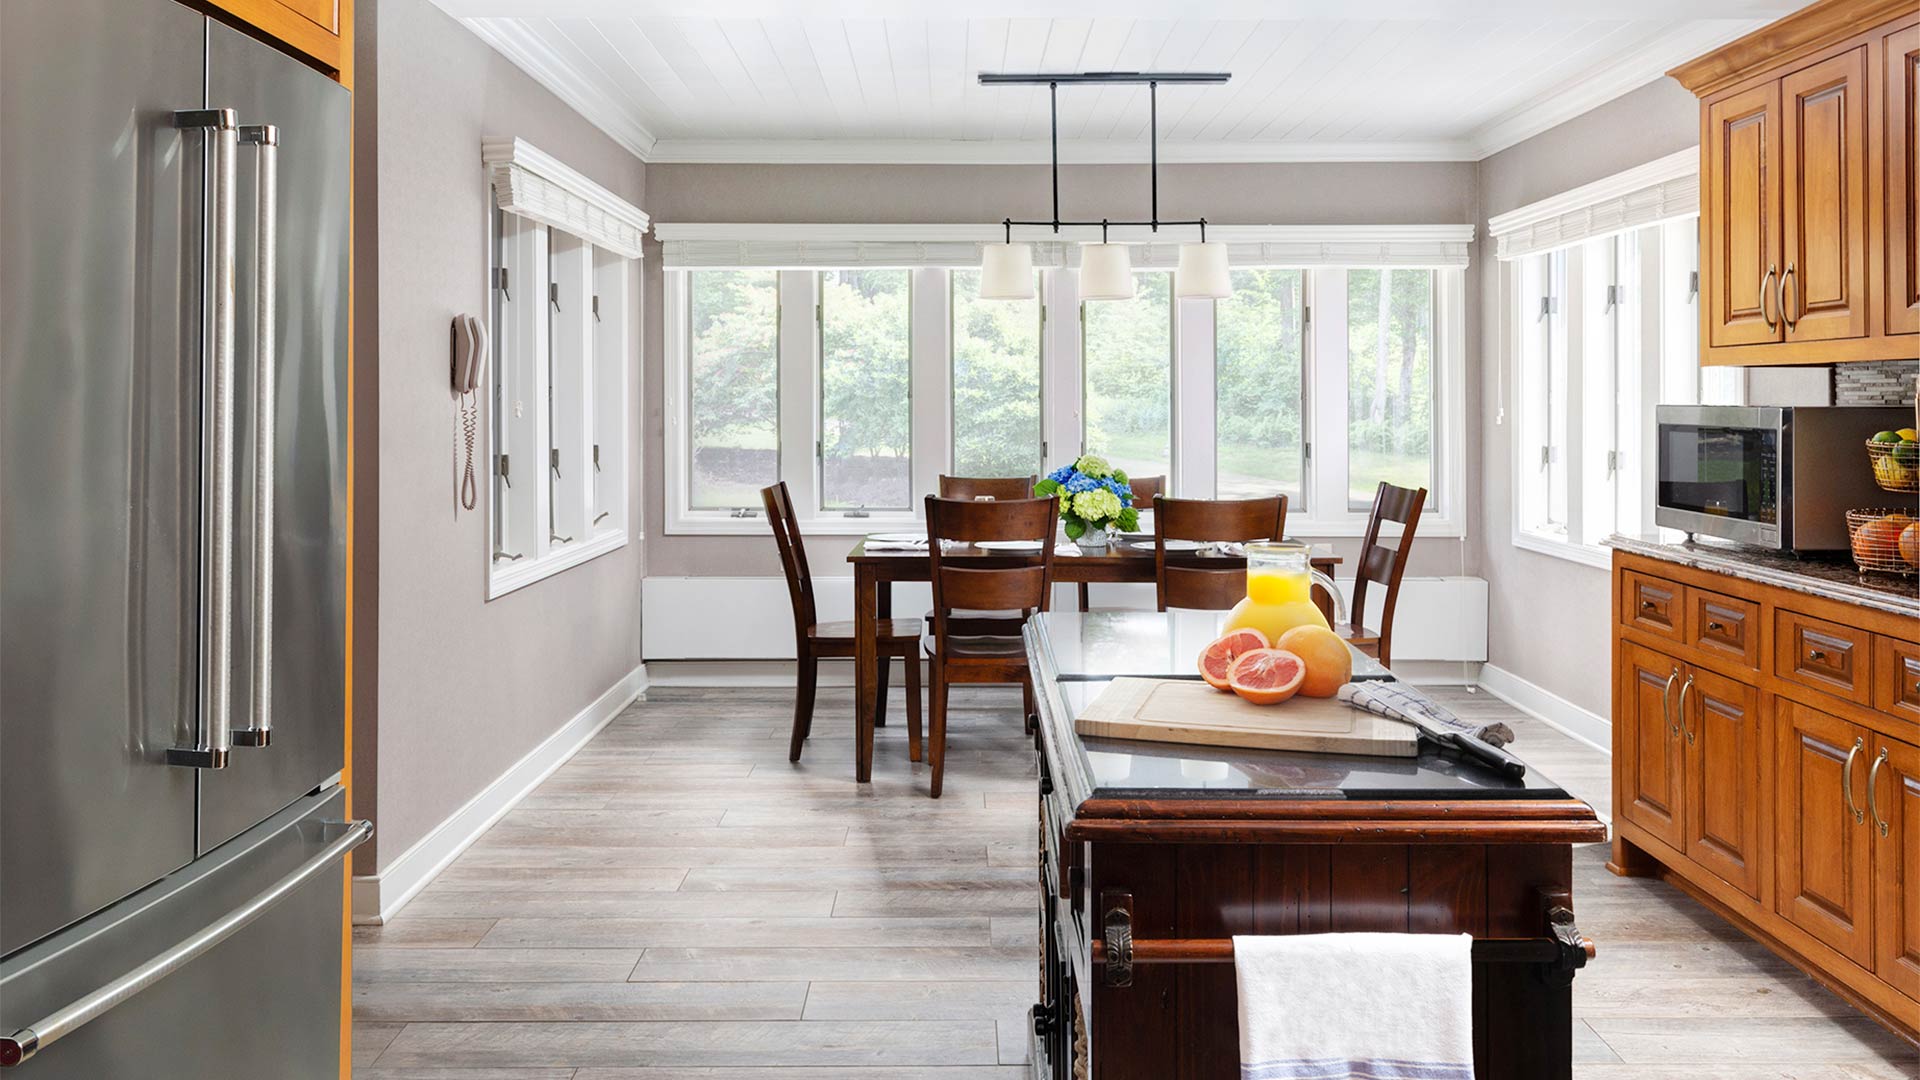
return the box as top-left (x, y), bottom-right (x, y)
top-left (977, 70), bottom-right (1233, 301)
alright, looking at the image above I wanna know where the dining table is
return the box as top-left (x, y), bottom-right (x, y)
top-left (842, 536), bottom-right (1343, 782)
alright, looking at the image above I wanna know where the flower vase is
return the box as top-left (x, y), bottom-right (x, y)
top-left (1075, 525), bottom-right (1114, 552)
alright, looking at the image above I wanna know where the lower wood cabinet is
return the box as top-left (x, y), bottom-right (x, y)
top-left (1683, 665), bottom-right (1764, 899)
top-left (1775, 699), bottom-right (1877, 966)
top-left (1617, 642), bottom-right (1685, 851)
top-left (1873, 736), bottom-right (1920, 999)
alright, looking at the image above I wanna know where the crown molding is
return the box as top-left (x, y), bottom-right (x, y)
top-left (463, 17), bottom-right (659, 160)
top-left (483, 136), bottom-right (651, 256)
top-left (1466, 19), bottom-right (1768, 158)
top-left (643, 137), bottom-right (1477, 165)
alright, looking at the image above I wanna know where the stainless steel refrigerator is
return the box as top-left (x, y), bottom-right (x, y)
top-left (0, 0), bottom-right (365, 1074)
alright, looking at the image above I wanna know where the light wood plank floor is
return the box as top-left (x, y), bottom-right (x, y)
top-left (353, 683), bottom-right (1920, 1079)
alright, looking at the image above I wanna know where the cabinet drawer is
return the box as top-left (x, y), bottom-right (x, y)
top-left (1686, 589), bottom-right (1761, 669)
top-left (1775, 610), bottom-right (1873, 705)
top-left (1875, 636), bottom-right (1920, 723)
top-left (1623, 572), bottom-right (1686, 641)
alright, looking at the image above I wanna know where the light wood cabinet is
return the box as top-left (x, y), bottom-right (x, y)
top-left (1872, 735), bottom-right (1920, 999)
top-left (1618, 642), bottom-right (1686, 851)
top-left (1674, 0), bottom-right (1920, 364)
top-left (1775, 699), bottom-right (1876, 966)
top-left (1683, 665), bottom-right (1764, 899)
top-left (199, 0), bottom-right (352, 87)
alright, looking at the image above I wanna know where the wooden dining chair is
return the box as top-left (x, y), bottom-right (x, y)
top-left (1152, 495), bottom-right (1288, 611)
top-left (924, 494), bottom-right (1059, 798)
top-left (1341, 482), bottom-right (1428, 668)
top-left (762, 482), bottom-right (924, 765)
top-left (938, 474), bottom-right (1037, 501)
top-left (1077, 475), bottom-right (1164, 612)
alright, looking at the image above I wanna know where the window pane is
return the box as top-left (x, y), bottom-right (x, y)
top-left (1216, 269), bottom-right (1304, 499)
top-left (1346, 269), bottom-right (1433, 509)
top-left (952, 269), bottom-right (1042, 479)
top-left (1083, 272), bottom-right (1172, 483)
top-left (688, 270), bottom-right (780, 510)
top-left (1546, 253), bottom-right (1569, 530)
top-left (820, 269), bottom-right (912, 510)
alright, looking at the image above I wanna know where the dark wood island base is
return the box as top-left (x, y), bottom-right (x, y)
top-left (1026, 612), bottom-right (1610, 1080)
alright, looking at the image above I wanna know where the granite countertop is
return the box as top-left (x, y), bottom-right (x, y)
top-left (1606, 534), bottom-right (1919, 618)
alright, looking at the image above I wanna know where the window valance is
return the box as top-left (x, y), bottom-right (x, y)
top-left (482, 136), bottom-right (650, 259)
top-left (1489, 148), bottom-right (1697, 261)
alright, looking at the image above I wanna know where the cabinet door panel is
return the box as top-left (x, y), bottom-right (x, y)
top-left (1872, 736), bottom-right (1920, 998)
top-left (1781, 48), bottom-right (1870, 343)
top-left (1706, 82), bottom-right (1785, 347)
top-left (1885, 21), bottom-right (1919, 336)
top-left (1873, 635), bottom-right (1920, 724)
top-left (1683, 667), bottom-right (1763, 899)
top-left (1775, 700), bottom-right (1874, 966)
top-left (1618, 642), bottom-right (1686, 851)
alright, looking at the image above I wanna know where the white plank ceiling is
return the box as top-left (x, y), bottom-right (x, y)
top-left (429, 1), bottom-right (1791, 162)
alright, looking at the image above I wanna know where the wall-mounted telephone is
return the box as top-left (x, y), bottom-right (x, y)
top-left (451, 314), bottom-right (487, 512)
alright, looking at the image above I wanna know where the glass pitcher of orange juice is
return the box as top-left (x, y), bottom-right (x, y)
top-left (1222, 541), bottom-right (1348, 643)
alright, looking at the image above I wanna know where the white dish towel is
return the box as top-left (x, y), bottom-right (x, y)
top-left (1234, 932), bottom-right (1475, 1080)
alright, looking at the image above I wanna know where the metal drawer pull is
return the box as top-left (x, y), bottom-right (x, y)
top-left (1760, 264), bottom-right (1778, 330)
top-left (1868, 749), bottom-right (1889, 837)
top-left (1780, 262), bottom-right (1798, 330)
top-left (1678, 675), bottom-right (1696, 746)
top-left (233, 123), bottom-right (279, 749)
top-left (1807, 649), bottom-right (1828, 663)
top-left (1706, 620), bottom-right (1725, 633)
top-left (0, 819), bottom-right (370, 1068)
top-left (1640, 599), bottom-right (1657, 610)
top-left (1843, 737), bottom-right (1865, 825)
top-left (1662, 668), bottom-right (1681, 738)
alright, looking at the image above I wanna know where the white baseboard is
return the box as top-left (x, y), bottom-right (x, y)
top-left (1476, 663), bottom-right (1611, 755)
top-left (351, 661), bottom-right (648, 925)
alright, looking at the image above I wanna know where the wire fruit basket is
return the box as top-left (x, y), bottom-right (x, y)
top-left (1846, 508), bottom-right (1919, 576)
top-left (1865, 438), bottom-right (1920, 493)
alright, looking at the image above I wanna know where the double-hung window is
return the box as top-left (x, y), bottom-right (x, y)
top-left (1082, 272), bottom-right (1174, 484)
top-left (951, 269), bottom-right (1043, 478)
top-left (483, 138), bottom-right (644, 596)
top-left (1214, 270), bottom-right (1306, 500)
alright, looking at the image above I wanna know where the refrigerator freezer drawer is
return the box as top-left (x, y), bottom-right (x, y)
top-left (0, 788), bottom-right (362, 1078)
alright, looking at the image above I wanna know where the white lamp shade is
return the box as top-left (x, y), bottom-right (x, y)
top-left (1078, 243), bottom-right (1135, 300)
top-left (978, 243), bottom-right (1036, 300)
top-left (1174, 241), bottom-right (1232, 299)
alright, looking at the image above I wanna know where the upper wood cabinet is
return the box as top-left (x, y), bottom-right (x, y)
top-left (197, 0), bottom-right (352, 87)
top-left (1673, 0), bottom-right (1919, 364)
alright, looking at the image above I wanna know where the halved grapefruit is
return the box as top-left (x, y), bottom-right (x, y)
top-left (1226, 648), bottom-right (1306, 706)
top-left (1198, 628), bottom-right (1271, 690)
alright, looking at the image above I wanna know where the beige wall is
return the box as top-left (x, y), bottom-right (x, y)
top-left (1470, 78), bottom-right (1701, 719)
top-left (640, 161), bottom-right (1480, 583)
top-left (353, 0), bottom-right (648, 870)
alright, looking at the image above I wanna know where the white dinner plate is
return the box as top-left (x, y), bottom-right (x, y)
top-left (866, 532), bottom-right (924, 543)
top-left (1127, 539), bottom-right (1203, 551)
top-left (976, 540), bottom-right (1043, 551)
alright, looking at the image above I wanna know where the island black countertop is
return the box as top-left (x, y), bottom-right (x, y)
top-left (1025, 610), bottom-right (1584, 815)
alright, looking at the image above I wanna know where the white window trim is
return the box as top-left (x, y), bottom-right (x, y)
top-left (483, 141), bottom-right (646, 597)
top-left (663, 249), bottom-right (1468, 539)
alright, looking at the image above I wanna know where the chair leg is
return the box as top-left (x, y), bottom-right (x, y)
top-left (928, 661), bottom-right (948, 799)
top-left (874, 654), bottom-right (890, 728)
top-left (789, 655), bottom-right (818, 762)
top-left (904, 651), bottom-right (923, 763)
top-left (1077, 583), bottom-right (1091, 613)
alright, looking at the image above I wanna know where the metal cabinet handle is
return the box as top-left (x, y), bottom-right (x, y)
top-left (1780, 262), bottom-right (1798, 330)
top-left (0, 819), bottom-right (371, 1068)
top-left (1808, 649), bottom-right (1828, 663)
top-left (1707, 620), bottom-right (1725, 633)
top-left (1868, 748), bottom-right (1890, 837)
top-left (1760, 264), bottom-right (1778, 330)
top-left (234, 124), bottom-right (279, 749)
top-left (1662, 668), bottom-right (1681, 738)
top-left (169, 108), bottom-right (239, 770)
top-left (1843, 737), bottom-right (1865, 825)
top-left (1641, 599), bottom-right (1657, 611)
top-left (1679, 675), bottom-right (1696, 746)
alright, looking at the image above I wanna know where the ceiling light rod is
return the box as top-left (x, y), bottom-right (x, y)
top-left (976, 71), bottom-right (1230, 85)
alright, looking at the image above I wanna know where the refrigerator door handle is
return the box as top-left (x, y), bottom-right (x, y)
top-left (169, 107), bottom-right (239, 771)
top-left (233, 123), bottom-right (278, 749)
top-left (0, 819), bottom-right (369, 1069)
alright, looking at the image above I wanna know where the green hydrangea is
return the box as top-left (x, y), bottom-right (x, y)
top-left (1073, 454), bottom-right (1112, 479)
top-left (1071, 487), bottom-right (1123, 523)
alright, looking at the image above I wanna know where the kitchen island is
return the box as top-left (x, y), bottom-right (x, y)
top-left (1023, 610), bottom-right (1609, 1080)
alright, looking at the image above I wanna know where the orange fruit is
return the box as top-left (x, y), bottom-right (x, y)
top-left (1275, 625), bottom-right (1353, 699)
top-left (1226, 648), bottom-right (1306, 706)
top-left (1902, 522), bottom-right (1920, 568)
top-left (1854, 514), bottom-right (1915, 563)
top-left (1198, 627), bottom-right (1270, 691)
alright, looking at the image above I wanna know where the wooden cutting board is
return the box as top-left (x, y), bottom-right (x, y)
top-left (1074, 678), bottom-right (1418, 757)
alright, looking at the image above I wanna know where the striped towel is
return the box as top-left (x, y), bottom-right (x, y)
top-left (1235, 933), bottom-right (1476, 1080)
top-left (1336, 681), bottom-right (1513, 747)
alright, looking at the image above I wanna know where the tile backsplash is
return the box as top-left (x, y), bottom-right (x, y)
top-left (1833, 360), bottom-right (1917, 407)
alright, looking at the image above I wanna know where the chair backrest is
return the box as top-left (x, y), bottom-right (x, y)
top-left (938, 474), bottom-right (1037, 501)
top-left (1351, 482), bottom-right (1428, 658)
top-left (1129, 475), bottom-right (1165, 510)
top-left (1152, 495), bottom-right (1288, 611)
top-left (924, 495), bottom-right (1059, 646)
top-left (761, 482), bottom-right (816, 641)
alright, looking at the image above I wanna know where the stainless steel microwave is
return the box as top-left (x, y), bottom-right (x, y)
top-left (1654, 405), bottom-right (1912, 552)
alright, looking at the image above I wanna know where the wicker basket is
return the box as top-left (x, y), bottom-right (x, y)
top-left (1865, 439), bottom-right (1920, 493)
top-left (1846, 508), bottom-right (1919, 576)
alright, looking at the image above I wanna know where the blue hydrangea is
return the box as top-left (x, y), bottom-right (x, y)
top-left (1047, 465), bottom-right (1075, 484)
top-left (1064, 473), bottom-right (1101, 493)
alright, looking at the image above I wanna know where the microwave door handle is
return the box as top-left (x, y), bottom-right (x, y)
top-left (169, 108), bottom-right (239, 770)
top-left (234, 124), bottom-right (278, 748)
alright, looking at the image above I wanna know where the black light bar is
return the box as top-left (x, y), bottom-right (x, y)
top-left (977, 71), bottom-right (1231, 86)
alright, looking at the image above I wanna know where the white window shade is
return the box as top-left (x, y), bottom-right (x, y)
top-left (483, 136), bottom-right (649, 259)
top-left (1490, 148), bottom-right (1698, 261)
top-left (656, 223), bottom-right (1474, 270)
